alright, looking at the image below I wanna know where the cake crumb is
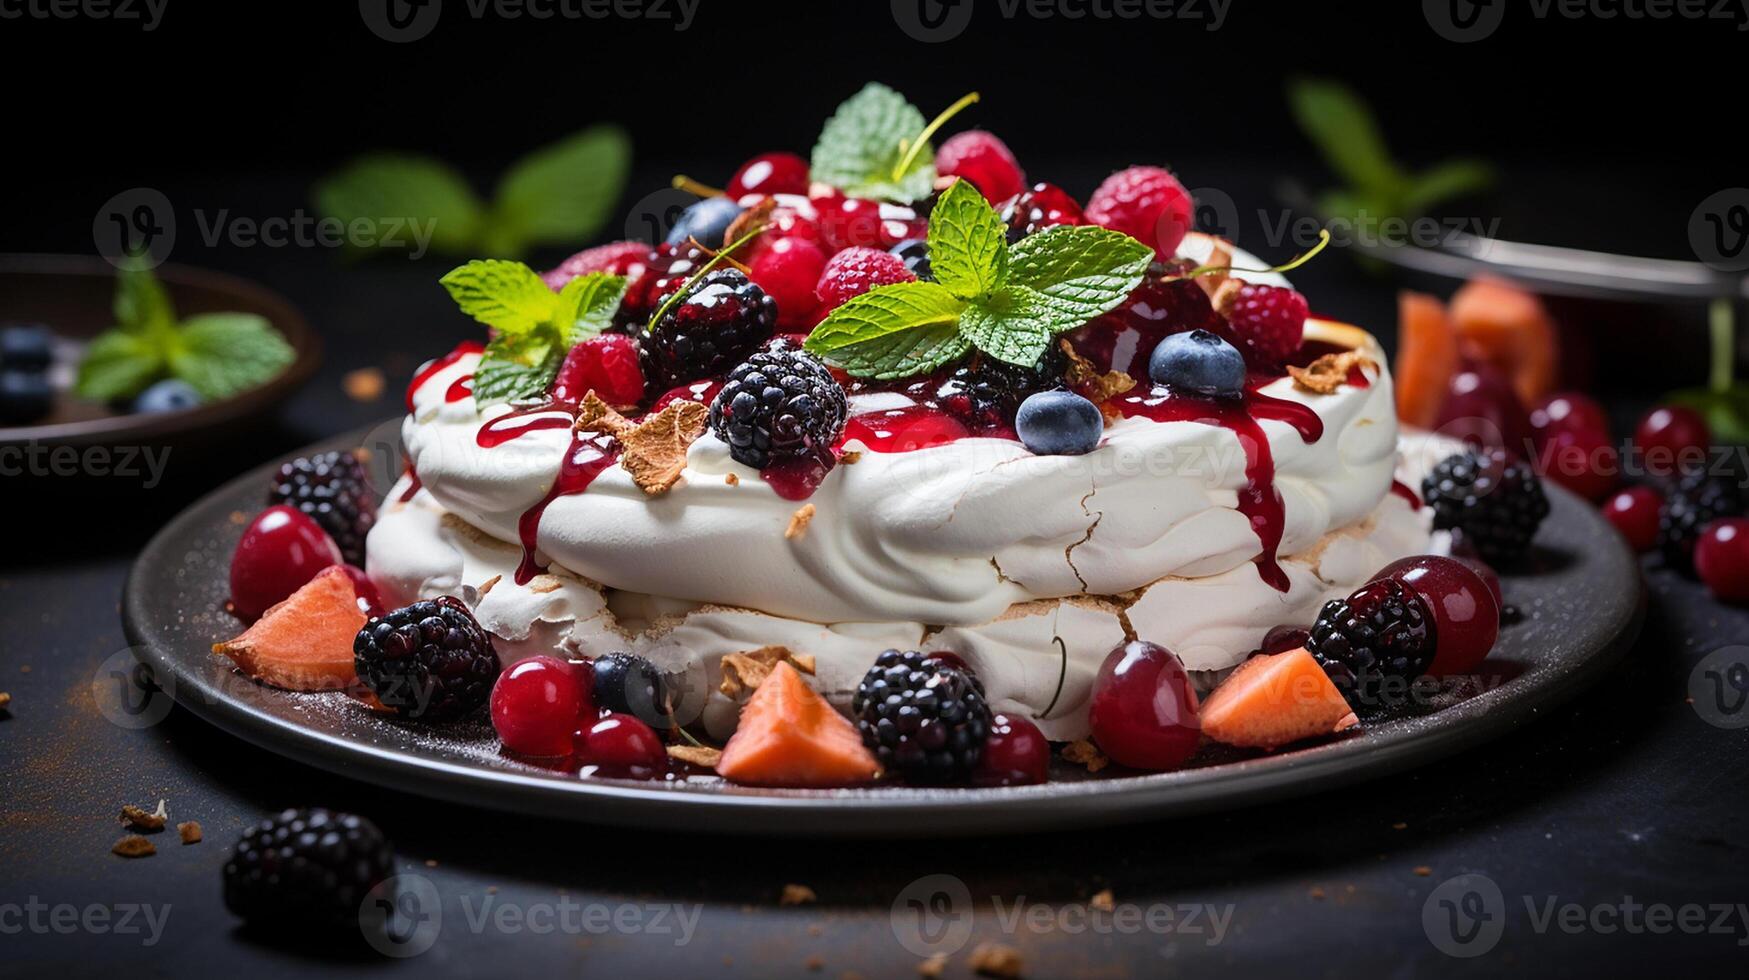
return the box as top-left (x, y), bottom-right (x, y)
top-left (918, 953), bottom-right (949, 978)
top-left (112, 836), bottom-right (156, 858)
top-left (969, 942), bottom-right (1023, 978)
top-left (0, 692), bottom-right (10, 711)
top-left (1062, 739), bottom-right (1108, 773)
top-left (177, 821), bottom-right (202, 844)
top-left (1392, 822), bottom-right (1408, 831)
top-left (839, 450), bottom-right (863, 465)
top-left (667, 744), bottom-right (723, 769)
top-left (343, 367), bottom-right (386, 402)
top-left (1413, 866), bottom-right (1432, 877)
top-left (120, 801), bottom-right (168, 832)
top-left (478, 574), bottom-right (502, 596)
top-left (1288, 350), bottom-right (1376, 395)
top-left (526, 574), bottom-right (564, 595)
top-left (1060, 339), bottom-right (1136, 405)
top-left (229, 510), bottom-right (248, 525)
top-left (786, 504), bottom-right (817, 540)
top-left (781, 884), bottom-right (817, 906)
top-left (805, 955), bottom-right (825, 971)
top-left (1309, 886), bottom-right (1326, 900)
top-left (721, 646), bottom-right (818, 698)
top-left (425, 859), bottom-right (439, 868)
top-left (725, 472), bottom-right (740, 485)
top-left (1089, 889), bottom-right (1116, 912)
top-left (807, 923), bottom-right (824, 936)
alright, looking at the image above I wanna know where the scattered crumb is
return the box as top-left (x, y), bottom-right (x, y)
top-left (919, 953), bottom-right (949, 977)
top-left (725, 472), bottom-right (740, 486)
top-left (1413, 866), bottom-right (1432, 877)
top-left (839, 450), bottom-right (863, 465)
top-left (786, 504), bottom-right (817, 540)
top-left (177, 821), bottom-right (202, 845)
top-left (807, 923), bottom-right (824, 936)
top-left (1060, 339), bottom-right (1136, 404)
top-left (424, 859), bottom-right (439, 868)
top-left (120, 801), bottom-right (167, 832)
top-left (720, 646), bottom-right (818, 698)
top-left (487, 886), bottom-right (499, 894)
top-left (112, 836), bottom-right (156, 858)
top-left (667, 744), bottom-right (723, 769)
top-left (1392, 822), bottom-right (1408, 831)
top-left (1062, 739), bottom-right (1108, 773)
top-left (1309, 886), bottom-right (1326, 900)
top-left (478, 574), bottom-right (502, 596)
top-left (781, 884), bottom-right (817, 906)
top-left (969, 942), bottom-right (1024, 978)
top-left (18, 665), bottom-right (28, 673)
top-left (229, 510), bottom-right (248, 525)
top-left (343, 367), bottom-right (386, 402)
top-left (0, 692), bottom-right (10, 711)
top-left (1288, 350), bottom-right (1376, 395)
top-left (806, 955), bottom-right (825, 971)
top-left (526, 574), bottom-right (563, 595)
top-left (1089, 889), bottom-right (1116, 912)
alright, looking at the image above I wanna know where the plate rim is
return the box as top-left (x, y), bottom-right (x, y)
top-left (121, 425), bottom-right (1645, 837)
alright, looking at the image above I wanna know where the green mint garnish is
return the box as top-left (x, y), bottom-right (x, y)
top-left (439, 260), bottom-right (627, 407)
top-left (75, 262), bottom-right (294, 402)
top-left (315, 125), bottom-right (631, 260)
top-left (804, 179), bottom-right (1153, 379)
top-left (810, 82), bottom-right (938, 203)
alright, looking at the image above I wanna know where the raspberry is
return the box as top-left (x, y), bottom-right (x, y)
top-left (815, 246), bottom-right (918, 311)
top-left (550, 334), bottom-right (646, 409)
top-left (709, 349), bottom-right (848, 469)
top-left (725, 152), bottom-right (811, 199)
top-left (1084, 165), bottom-right (1194, 257)
top-left (542, 241), bottom-right (653, 291)
top-left (223, 808), bottom-right (393, 932)
top-left (267, 451), bottom-right (377, 567)
top-left (616, 242), bottom-right (705, 331)
top-left (638, 268), bottom-right (777, 391)
top-left (1422, 449), bottom-right (1552, 565)
top-left (748, 235), bottom-right (827, 329)
top-left (851, 650), bottom-right (991, 784)
top-left (354, 596), bottom-right (500, 720)
top-left (1307, 579), bottom-right (1435, 718)
top-left (935, 130), bottom-right (1025, 205)
top-left (999, 182), bottom-right (1084, 242)
top-left (1222, 282), bottom-right (1308, 366)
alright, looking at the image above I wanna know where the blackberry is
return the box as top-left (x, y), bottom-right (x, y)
top-left (1307, 579), bottom-right (1435, 718)
top-left (268, 450), bottom-right (377, 567)
top-left (615, 242), bottom-right (705, 331)
top-left (940, 346), bottom-right (1068, 430)
top-left (590, 652), bottom-right (670, 728)
top-left (709, 349), bottom-right (847, 469)
top-left (638, 268), bottom-right (776, 392)
top-left (1658, 466), bottom-right (1747, 572)
top-left (354, 596), bottom-right (499, 720)
top-left (1422, 449), bottom-right (1551, 564)
top-left (851, 650), bottom-right (991, 784)
top-left (888, 238), bottom-right (933, 280)
top-left (223, 808), bottom-right (393, 932)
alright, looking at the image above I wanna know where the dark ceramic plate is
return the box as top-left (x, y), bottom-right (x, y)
top-left (0, 254), bottom-right (319, 447)
top-left (122, 426), bottom-right (1644, 837)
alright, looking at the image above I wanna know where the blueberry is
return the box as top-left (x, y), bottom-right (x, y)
top-left (590, 652), bottom-right (669, 726)
top-left (1149, 329), bottom-right (1245, 398)
top-left (133, 378), bottom-right (203, 414)
top-left (0, 324), bottom-right (54, 371)
top-left (0, 369), bottom-right (53, 424)
top-left (1015, 389), bottom-right (1103, 456)
top-left (888, 238), bottom-right (933, 280)
top-left (664, 196), bottom-right (743, 250)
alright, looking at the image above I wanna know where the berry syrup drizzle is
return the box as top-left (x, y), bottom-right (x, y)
top-left (406, 340), bottom-right (484, 410)
top-left (513, 431), bottom-right (620, 584)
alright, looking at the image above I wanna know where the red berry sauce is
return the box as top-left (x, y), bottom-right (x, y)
top-left (406, 340), bottom-right (485, 410)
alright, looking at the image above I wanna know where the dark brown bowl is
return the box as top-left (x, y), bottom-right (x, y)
top-left (0, 253), bottom-right (319, 448)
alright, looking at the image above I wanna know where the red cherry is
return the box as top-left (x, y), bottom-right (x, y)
top-left (1694, 518), bottom-right (1749, 603)
top-left (1530, 392), bottom-right (1610, 443)
top-left (1538, 426), bottom-right (1619, 502)
top-left (936, 131), bottom-right (1026, 205)
top-left (973, 714), bottom-right (1049, 787)
top-left (337, 564), bottom-right (385, 617)
top-left (1088, 641), bottom-right (1200, 771)
top-left (1257, 625), bottom-right (1311, 656)
top-left (229, 505), bottom-right (343, 620)
top-left (1449, 554), bottom-right (1504, 611)
top-left (1434, 364), bottom-right (1533, 455)
top-left (551, 334), bottom-right (645, 409)
top-left (1376, 556), bottom-right (1500, 676)
top-left (1602, 486), bottom-right (1664, 553)
top-left (748, 235), bottom-right (827, 329)
top-left (577, 712), bottom-right (667, 777)
top-left (1634, 405), bottom-right (1710, 477)
top-left (650, 379), bottom-right (724, 413)
top-left (491, 656), bottom-right (586, 757)
top-left (814, 193), bottom-right (910, 252)
top-left (726, 152), bottom-right (810, 200)
top-left (999, 182), bottom-right (1084, 238)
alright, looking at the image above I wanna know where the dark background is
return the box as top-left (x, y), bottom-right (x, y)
top-left (5, 2), bottom-right (1748, 978)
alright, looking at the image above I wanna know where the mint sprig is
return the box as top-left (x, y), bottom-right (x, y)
top-left (810, 83), bottom-right (937, 203)
top-left (804, 179), bottom-right (1153, 378)
top-left (315, 125), bottom-right (631, 260)
top-left (75, 263), bottom-right (294, 402)
top-left (439, 260), bottom-right (627, 407)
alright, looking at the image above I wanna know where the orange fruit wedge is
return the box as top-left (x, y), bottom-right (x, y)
top-left (1200, 647), bottom-right (1352, 750)
top-left (716, 661), bottom-right (882, 788)
top-left (1450, 277), bottom-right (1558, 406)
top-left (1394, 290), bottom-right (1460, 428)
top-left (213, 565), bottom-right (365, 691)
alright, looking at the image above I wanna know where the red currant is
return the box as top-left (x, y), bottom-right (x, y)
top-left (550, 334), bottom-right (645, 409)
top-left (229, 505), bottom-right (343, 620)
top-left (1634, 405), bottom-right (1710, 476)
top-left (577, 712), bottom-right (667, 777)
top-left (491, 656), bottom-right (586, 757)
top-left (1088, 641), bottom-right (1200, 771)
top-left (1694, 518), bottom-right (1749, 603)
top-left (1602, 486), bottom-right (1663, 553)
top-left (726, 152), bottom-right (810, 200)
top-left (973, 714), bottom-right (1049, 787)
top-left (1377, 556), bottom-right (1500, 676)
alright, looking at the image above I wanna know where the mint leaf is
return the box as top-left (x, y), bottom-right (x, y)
top-left (314, 155), bottom-right (484, 255)
top-left (554, 272), bottom-right (629, 345)
top-left (75, 329), bottom-right (163, 400)
top-left (1286, 77), bottom-right (1406, 203)
top-left (1005, 226), bottom-right (1153, 321)
top-left (927, 178), bottom-right (1007, 299)
top-left (473, 332), bottom-right (562, 407)
top-left (169, 313), bottom-right (295, 400)
top-left (810, 82), bottom-right (935, 203)
top-left (439, 260), bottom-right (558, 335)
top-left (1668, 385), bottom-right (1749, 444)
top-left (804, 281), bottom-right (970, 379)
top-left (483, 125), bottom-right (632, 258)
top-left (113, 262), bottom-right (175, 337)
top-left (960, 289), bottom-right (1057, 367)
top-left (1401, 159), bottom-right (1495, 215)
